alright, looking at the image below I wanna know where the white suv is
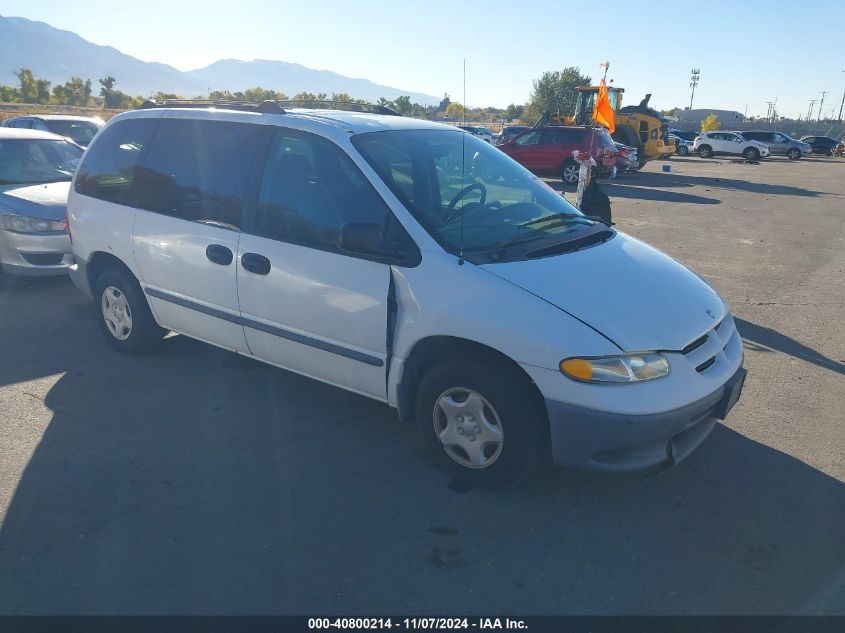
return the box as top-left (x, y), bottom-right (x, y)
top-left (693, 131), bottom-right (770, 160)
top-left (68, 100), bottom-right (746, 488)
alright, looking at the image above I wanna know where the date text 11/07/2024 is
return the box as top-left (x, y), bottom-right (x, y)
top-left (307, 618), bottom-right (528, 630)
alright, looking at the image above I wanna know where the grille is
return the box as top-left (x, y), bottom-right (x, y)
top-left (696, 357), bottom-right (716, 373)
top-left (21, 253), bottom-right (64, 266)
top-left (682, 334), bottom-right (708, 355)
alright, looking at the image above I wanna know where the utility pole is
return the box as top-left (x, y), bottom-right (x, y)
top-left (766, 101), bottom-right (775, 122)
top-left (689, 68), bottom-right (700, 110)
top-left (818, 91), bottom-right (829, 121)
top-left (838, 70), bottom-right (845, 122)
top-left (743, 104), bottom-right (748, 119)
top-left (808, 100), bottom-right (816, 122)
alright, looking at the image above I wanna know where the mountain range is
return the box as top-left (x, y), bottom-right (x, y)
top-left (0, 15), bottom-right (440, 105)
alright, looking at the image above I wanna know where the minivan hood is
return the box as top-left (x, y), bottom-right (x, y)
top-left (0, 181), bottom-right (70, 220)
top-left (480, 232), bottom-right (726, 352)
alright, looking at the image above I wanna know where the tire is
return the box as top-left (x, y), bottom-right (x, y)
top-left (414, 357), bottom-right (547, 489)
top-left (698, 145), bottom-right (713, 158)
top-left (95, 266), bottom-right (166, 354)
top-left (561, 159), bottom-right (580, 185)
top-left (743, 147), bottom-right (760, 161)
top-left (787, 148), bottom-right (801, 160)
top-left (677, 145), bottom-right (689, 156)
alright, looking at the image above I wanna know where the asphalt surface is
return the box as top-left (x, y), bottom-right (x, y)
top-left (1, 155), bottom-right (843, 615)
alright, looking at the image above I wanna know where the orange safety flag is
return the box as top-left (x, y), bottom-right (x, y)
top-left (592, 79), bottom-right (615, 134)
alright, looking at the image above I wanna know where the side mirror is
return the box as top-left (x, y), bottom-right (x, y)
top-left (338, 222), bottom-right (419, 265)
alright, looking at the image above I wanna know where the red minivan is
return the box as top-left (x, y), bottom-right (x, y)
top-left (498, 125), bottom-right (618, 185)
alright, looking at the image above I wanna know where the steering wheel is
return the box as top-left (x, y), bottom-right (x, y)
top-left (443, 183), bottom-right (487, 224)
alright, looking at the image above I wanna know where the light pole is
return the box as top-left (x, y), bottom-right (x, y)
top-left (838, 70), bottom-right (844, 122)
top-left (689, 68), bottom-right (700, 110)
top-left (818, 91), bottom-right (829, 122)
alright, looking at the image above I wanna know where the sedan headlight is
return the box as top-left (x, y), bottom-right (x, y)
top-left (0, 213), bottom-right (67, 233)
top-left (560, 353), bottom-right (670, 383)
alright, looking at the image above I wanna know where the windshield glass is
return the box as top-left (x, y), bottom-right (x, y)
top-left (0, 139), bottom-right (83, 185)
top-left (352, 129), bottom-right (608, 263)
top-left (45, 120), bottom-right (103, 146)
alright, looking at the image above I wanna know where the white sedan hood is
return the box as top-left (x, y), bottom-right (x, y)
top-left (480, 232), bottom-right (726, 352)
top-left (0, 181), bottom-right (71, 221)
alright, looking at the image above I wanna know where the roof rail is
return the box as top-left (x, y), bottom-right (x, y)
top-left (138, 99), bottom-right (285, 114)
top-left (275, 100), bottom-right (401, 116)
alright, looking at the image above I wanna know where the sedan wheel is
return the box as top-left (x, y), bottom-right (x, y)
top-left (678, 145), bottom-right (689, 156)
top-left (698, 145), bottom-right (712, 158)
top-left (787, 148), bottom-right (801, 160)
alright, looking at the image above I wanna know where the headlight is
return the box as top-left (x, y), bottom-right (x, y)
top-left (0, 214), bottom-right (67, 233)
top-left (560, 353), bottom-right (670, 383)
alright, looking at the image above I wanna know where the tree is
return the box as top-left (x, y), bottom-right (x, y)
top-left (504, 103), bottom-right (524, 122)
top-left (392, 95), bottom-right (412, 115)
top-left (700, 113), bottom-right (721, 132)
top-left (524, 66), bottom-right (591, 123)
top-left (15, 68), bottom-right (39, 103)
top-left (445, 101), bottom-right (466, 119)
top-left (0, 85), bottom-right (18, 102)
top-left (52, 77), bottom-right (93, 106)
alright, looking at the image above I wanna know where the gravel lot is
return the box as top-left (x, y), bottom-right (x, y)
top-left (1, 155), bottom-right (843, 615)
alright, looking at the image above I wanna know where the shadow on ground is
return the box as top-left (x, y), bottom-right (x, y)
top-left (736, 318), bottom-right (845, 376)
top-left (0, 280), bottom-right (843, 615)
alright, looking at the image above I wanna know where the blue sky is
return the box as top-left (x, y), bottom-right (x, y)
top-left (1, 0), bottom-right (842, 118)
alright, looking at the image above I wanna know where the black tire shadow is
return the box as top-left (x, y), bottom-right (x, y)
top-left (1, 282), bottom-right (843, 615)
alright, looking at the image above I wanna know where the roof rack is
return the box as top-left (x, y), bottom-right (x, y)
top-left (275, 100), bottom-right (401, 116)
top-left (138, 99), bottom-right (285, 114)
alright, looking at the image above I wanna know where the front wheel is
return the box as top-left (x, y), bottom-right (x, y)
top-left (677, 145), bottom-right (689, 156)
top-left (414, 358), bottom-right (547, 489)
top-left (698, 145), bottom-right (713, 158)
top-left (95, 267), bottom-right (166, 354)
top-left (787, 148), bottom-right (801, 160)
top-left (743, 147), bottom-right (760, 161)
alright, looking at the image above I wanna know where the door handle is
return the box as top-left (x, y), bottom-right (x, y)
top-left (206, 244), bottom-right (233, 266)
top-left (241, 252), bottom-right (271, 275)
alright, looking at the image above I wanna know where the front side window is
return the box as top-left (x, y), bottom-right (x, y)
top-left (134, 119), bottom-right (266, 230)
top-left (0, 139), bottom-right (82, 185)
top-left (515, 130), bottom-right (542, 146)
top-left (254, 129), bottom-right (407, 254)
top-left (353, 129), bottom-right (612, 264)
top-left (75, 118), bottom-right (157, 205)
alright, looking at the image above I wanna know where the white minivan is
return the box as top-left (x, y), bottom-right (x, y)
top-left (68, 101), bottom-right (746, 488)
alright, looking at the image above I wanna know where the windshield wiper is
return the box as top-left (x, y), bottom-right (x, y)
top-left (490, 220), bottom-right (582, 259)
top-left (520, 212), bottom-right (595, 228)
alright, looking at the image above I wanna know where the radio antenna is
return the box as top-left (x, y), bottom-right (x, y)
top-left (458, 58), bottom-right (466, 265)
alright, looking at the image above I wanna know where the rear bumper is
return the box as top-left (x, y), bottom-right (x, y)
top-left (68, 254), bottom-right (94, 299)
top-left (0, 229), bottom-right (72, 277)
top-left (545, 365), bottom-right (746, 473)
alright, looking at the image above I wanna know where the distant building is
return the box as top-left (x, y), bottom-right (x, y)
top-left (438, 93), bottom-right (451, 113)
top-left (677, 108), bottom-right (745, 129)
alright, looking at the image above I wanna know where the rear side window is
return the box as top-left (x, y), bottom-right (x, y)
top-left (134, 119), bottom-right (266, 230)
top-left (75, 118), bottom-right (157, 205)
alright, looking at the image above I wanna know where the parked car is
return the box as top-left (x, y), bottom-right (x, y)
top-left (740, 131), bottom-right (811, 160)
top-left (693, 131), bottom-right (770, 160)
top-left (498, 125), bottom-right (618, 185)
top-left (0, 128), bottom-right (81, 279)
top-left (669, 129), bottom-right (699, 142)
top-left (614, 142), bottom-right (639, 172)
top-left (457, 125), bottom-right (495, 144)
top-left (799, 135), bottom-right (843, 156)
top-left (496, 125), bottom-right (531, 145)
top-left (1, 115), bottom-right (104, 147)
top-left (669, 134), bottom-right (695, 156)
top-left (67, 103), bottom-right (745, 488)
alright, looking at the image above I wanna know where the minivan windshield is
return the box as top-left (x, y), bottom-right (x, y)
top-left (0, 139), bottom-right (83, 185)
top-left (353, 129), bottom-right (611, 263)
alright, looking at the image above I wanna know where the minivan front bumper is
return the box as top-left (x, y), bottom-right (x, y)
top-left (545, 365), bottom-right (746, 473)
